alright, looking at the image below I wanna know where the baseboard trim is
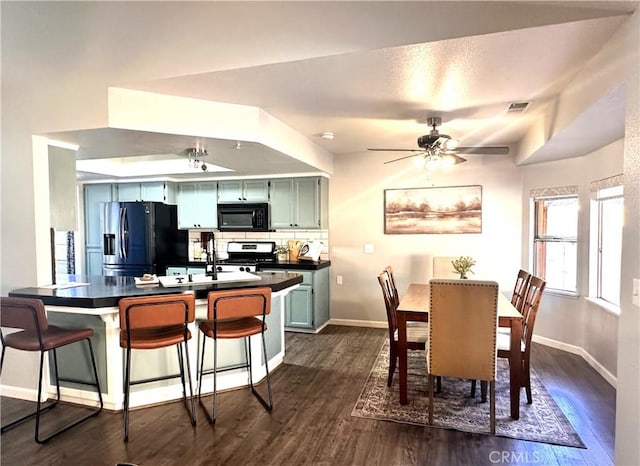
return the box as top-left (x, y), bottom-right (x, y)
top-left (532, 335), bottom-right (617, 388)
top-left (328, 318), bottom-right (387, 329)
top-left (328, 320), bottom-right (617, 388)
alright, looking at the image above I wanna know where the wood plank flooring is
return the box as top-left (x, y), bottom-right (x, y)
top-left (1, 326), bottom-right (615, 465)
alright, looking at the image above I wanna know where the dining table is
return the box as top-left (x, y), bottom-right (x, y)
top-left (396, 283), bottom-right (524, 420)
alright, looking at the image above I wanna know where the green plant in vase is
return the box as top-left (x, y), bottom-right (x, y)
top-left (451, 256), bottom-right (476, 279)
top-left (274, 246), bottom-right (289, 262)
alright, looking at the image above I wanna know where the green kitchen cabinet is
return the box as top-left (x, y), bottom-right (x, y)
top-left (165, 265), bottom-right (206, 275)
top-left (217, 179), bottom-right (269, 203)
top-left (260, 267), bottom-right (329, 332)
top-left (116, 181), bottom-right (175, 203)
top-left (269, 177), bottom-right (328, 229)
top-left (83, 183), bottom-right (117, 275)
top-left (177, 182), bottom-right (217, 229)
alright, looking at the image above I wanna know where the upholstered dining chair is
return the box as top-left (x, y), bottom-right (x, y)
top-left (497, 275), bottom-right (546, 404)
top-left (377, 271), bottom-right (433, 388)
top-left (0, 296), bottom-right (103, 443)
top-left (198, 287), bottom-right (273, 425)
top-left (118, 293), bottom-right (197, 441)
top-left (427, 279), bottom-right (499, 434)
top-left (432, 257), bottom-right (460, 279)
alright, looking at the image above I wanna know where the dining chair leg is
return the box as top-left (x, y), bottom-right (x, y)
top-left (480, 381), bottom-right (487, 403)
top-left (523, 356), bottom-right (532, 404)
top-left (388, 343), bottom-right (397, 387)
top-left (470, 379), bottom-right (477, 397)
top-left (428, 375), bottom-right (434, 426)
top-left (490, 380), bottom-right (496, 434)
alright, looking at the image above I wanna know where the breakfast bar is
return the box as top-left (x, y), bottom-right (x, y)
top-left (7, 272), bottom-right (303, 411)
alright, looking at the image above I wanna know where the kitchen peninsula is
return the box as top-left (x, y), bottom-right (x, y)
top-left (7, 272), bottom-right (302, 411)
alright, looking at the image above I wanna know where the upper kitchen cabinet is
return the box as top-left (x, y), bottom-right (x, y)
top-left (177, 181), bottom-right (217, 229)
top-left (270, 177), bottom-right (328, 229)
top-left (217, 179), bottom-right (269, 202)
top-left (116, 181), bottom-right (176, 203)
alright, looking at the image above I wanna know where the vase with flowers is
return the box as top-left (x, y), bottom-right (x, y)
top-left (451, 256), bottom-right (476, 279)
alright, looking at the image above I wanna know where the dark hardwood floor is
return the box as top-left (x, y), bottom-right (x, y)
top-left (1, 326), bottom-right (615, 465)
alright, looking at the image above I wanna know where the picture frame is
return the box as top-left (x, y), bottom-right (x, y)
top-left (384, 185), bottom-right (482, 234)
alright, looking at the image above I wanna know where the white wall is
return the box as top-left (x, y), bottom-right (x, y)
top-left (521, 140), bottom-right (624, 377)
top-left (329, 151), bottom-right (522, 325)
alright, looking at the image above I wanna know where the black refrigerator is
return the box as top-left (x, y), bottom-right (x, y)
top-left (102, 201), bottom-right (187, 276)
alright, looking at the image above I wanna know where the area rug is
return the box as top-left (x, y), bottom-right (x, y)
top-left (351, 341), bottom-right (585, 448)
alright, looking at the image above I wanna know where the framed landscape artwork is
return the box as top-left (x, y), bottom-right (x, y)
top-left (384, 185), bottom-right (482, 234)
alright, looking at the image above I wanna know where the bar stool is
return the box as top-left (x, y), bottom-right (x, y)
top-left (0, 297), bottom-right (103, 443)
top-left (118, 293), bottom-right (197, 441)
top-left (197, 287), bottom-right (273, 424)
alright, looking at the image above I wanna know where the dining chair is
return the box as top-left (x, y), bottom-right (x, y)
top-left (377, 271), bottom-right (438, 390)
top-left (198, 287), bottom-right (273, 425)
top-left (383, 265), bottom-right (400, 307)
top-left (427, 279), bottom-right (499, 434)
top-left (511, 269), bottom-right (531, 312)
top-left (0, 296), bottom-right (103, 443)
top-left (118, 293), bottom-right (197, 441)
top-left (497, 275), bottom-right (546, 404)
top-left (471, 268), bottom-right (531, 400)
top-left (432, 257), bottom-right (460, 279)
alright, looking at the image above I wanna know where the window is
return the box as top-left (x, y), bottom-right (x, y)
top-left (590, 183), bottom-right (623, 307)
top-left (532, 193), bottom-right (578, 293)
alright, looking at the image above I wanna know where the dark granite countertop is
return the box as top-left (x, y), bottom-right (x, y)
top-left (8, 272), bottom-right (303, 309)
top-left (165, 259), bottom-right (331, 271)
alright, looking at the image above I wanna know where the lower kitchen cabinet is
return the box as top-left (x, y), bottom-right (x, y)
top-left (261, 267), bottom-right (329, 332)
top-left (165, 265), bottom-right (206, 275)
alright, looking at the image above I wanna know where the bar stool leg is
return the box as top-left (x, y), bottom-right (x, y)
top-left (123, 346), bottom-right (132, 442)
top-left (181, 339), bottom-right (196, 426)
top-left (212, 337), bottom-right (218, 425)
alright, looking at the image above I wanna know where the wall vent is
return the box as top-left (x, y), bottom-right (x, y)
top-left (507, 101), bottom-right (531, 112)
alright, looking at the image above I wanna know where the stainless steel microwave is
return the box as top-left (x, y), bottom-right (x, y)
top-left (217, 203), bottom-right (270, 232)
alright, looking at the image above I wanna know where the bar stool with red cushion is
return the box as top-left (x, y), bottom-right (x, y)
top-left (0, 296), bottom-right (103, 443)
top-left (118, 293), bottom-right (197, 441)
top-left (197, 287), bottom-right (273, 424)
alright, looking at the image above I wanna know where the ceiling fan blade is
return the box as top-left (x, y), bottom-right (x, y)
top-left (368, 148), bottom-right (425, 152)
top-left (456, 146), bottom-right (510, 155)
top-left (383, 153), bottom-right (425, 164)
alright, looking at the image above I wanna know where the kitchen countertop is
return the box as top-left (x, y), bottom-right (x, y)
top-left (8, 272), bottom-right (303, 309)
top-left (168, 259), bottom-right (332, 271)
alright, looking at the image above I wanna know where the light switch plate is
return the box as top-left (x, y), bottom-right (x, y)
top-left (363, 243), bottom-right (374, 254)
top-left (633, 278), bottom-right (640, 307)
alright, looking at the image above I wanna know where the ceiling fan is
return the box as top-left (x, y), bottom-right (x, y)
top-left (368, 117), bottom-right (509, 169)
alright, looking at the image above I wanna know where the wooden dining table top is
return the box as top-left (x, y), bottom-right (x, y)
top-left (398, 283), bottom-right (522, 320)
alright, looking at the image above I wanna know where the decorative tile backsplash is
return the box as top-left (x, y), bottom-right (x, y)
top-left (187, 229), bottom-right (329, 261)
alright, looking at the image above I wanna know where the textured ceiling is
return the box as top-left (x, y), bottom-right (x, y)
top-left (6, 1), bottom-right (632, 180)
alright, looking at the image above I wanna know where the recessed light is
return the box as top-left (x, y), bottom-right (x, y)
top-left (320, 132), bottom-right (335, 140)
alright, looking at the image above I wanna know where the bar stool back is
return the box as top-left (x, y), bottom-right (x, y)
top-left (198, 287), bottom-right (273, 424)
top-left (118, 293), bottom-right (197, 441)
top-left (0, 296), bottom-right (103, 443)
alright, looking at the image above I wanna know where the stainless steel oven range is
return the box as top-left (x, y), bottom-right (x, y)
top-left (215, 241), bottom-right (277, 272)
